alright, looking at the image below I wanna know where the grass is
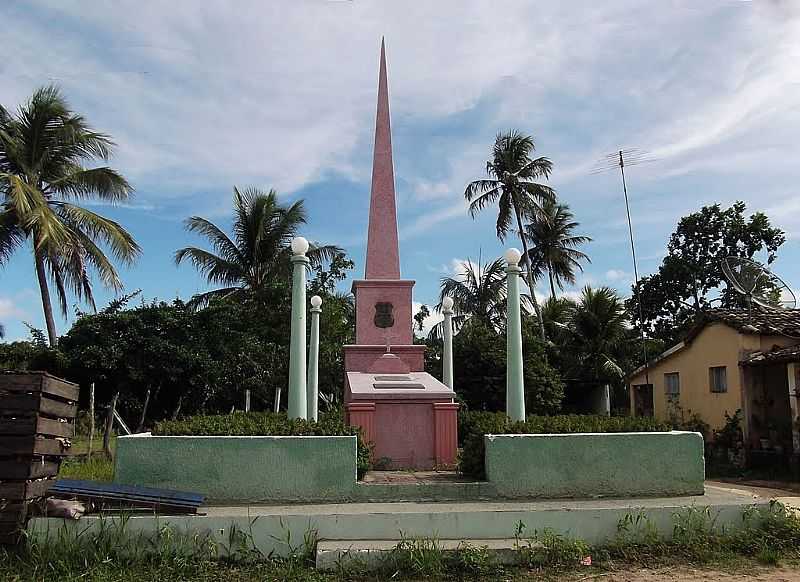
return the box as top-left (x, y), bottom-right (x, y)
top-left (58, 455), bottom-right (114, 482)
top-left (3, 501), bottom-right (800, 581)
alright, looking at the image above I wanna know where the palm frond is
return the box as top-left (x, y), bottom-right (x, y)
top-left (0, 211), bottom-right (25, 264)
top-left (174, 247), bottom-right (244, 286)
top-left (49, 166), bottom-right (132, 201)
top-left (58, 203), bottom-right (140, 264)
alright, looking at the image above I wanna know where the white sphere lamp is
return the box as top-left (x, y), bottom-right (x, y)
top-left (310, 295), bottom-right (323, 308)
top-left (504, 247), bottom-right (522, 266)
top-left (442, 296), bottom-right (454, 311)
top-left (291, 236), bottom-right (309, 256)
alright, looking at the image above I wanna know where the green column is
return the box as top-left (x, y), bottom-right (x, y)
top-left (288, 237), bottom-right (310, 420)
top-left (307, 295), bottom-right (322, 422)
top-left (442, 296), bottom-right (454, 390)
top-left (505, 248), bottom-right (525, 421)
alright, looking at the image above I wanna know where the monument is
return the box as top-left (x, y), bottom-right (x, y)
top-left (344, 40), bottom-right (458, 469)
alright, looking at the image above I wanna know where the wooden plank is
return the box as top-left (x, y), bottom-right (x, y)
top-left (0, 374), bottom-right (44, 391)
top-left (0, 526), bottom-right (23, 546)
top-left (0, 478), bottom-right (56, 500)
top-left (0, 436), bottom-right (70, 457)
top-left (42, 375), bottom-right (80, 402)
top-left (0, 373), bottom-right (79, 402)
top-left (0, 416), bottom-right (73, 438)
top-left (0, 393), bottom-right (77, 418)
top-left (0, 460), bottom-right (60, 480)
top-left (0, 502), bottom-right (26, 524)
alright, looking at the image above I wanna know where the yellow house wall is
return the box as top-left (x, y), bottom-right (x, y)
top-left (629, 323), bottom-right (743, 431)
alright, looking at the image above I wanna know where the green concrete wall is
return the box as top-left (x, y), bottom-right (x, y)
top-left (114, 435), bottom-right (357, 503)
top-left (485, 432), bottom-right (705, 498)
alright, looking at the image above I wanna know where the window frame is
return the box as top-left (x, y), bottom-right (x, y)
top-left (709, 366), bottom-right (728, 393)
top-left (664, 372), bottom-right (680, 402)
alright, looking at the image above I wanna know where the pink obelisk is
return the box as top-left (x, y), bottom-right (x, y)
top-left (364, 38), bottom-right (401, 280)
top-left (349, 38), bottom-right (415, 348)
top-left (343, 39), bottom-right (459, 470)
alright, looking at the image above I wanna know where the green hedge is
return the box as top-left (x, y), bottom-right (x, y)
top-left (154, 410), bottom-right (371, 478)
top-left (459, 411), bottom-right (672, 479)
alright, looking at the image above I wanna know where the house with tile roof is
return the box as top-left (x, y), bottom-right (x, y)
top-left (627, 307), bottom-right (800, 468)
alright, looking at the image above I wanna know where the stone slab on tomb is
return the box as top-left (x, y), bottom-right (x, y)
top-left (346, 372), bottom-right (455, 401)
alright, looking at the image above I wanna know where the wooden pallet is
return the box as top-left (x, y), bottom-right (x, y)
top-left (0, 372), bottom-right (79, 545)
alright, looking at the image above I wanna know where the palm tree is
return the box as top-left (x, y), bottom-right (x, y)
top-left (430, 256), bottom-right (508, 339)
top-left (540, 295), bottom-right (576, 341)
top-left (0, 86), bottom-right (140, 346)
top-left (175, 187), bottom-right (341, 308)
top-left (566, 286), bottom-right (627, 385)
top-left (523, 201), bottom-right (591, 300)
top-left (464, 131), bottom-right (556, 340)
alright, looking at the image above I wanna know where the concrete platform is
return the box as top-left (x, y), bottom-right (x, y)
top-left (28, 485), bottom-right (765, 559)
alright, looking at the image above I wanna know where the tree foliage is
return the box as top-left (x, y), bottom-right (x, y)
top-left (175, 187), bottom-right (342, 308)
top-left (464, 130), bottom-right (557, 339)
top-left (628, 201), bottom-right (785, 345)
top-left (431, 256), bottom-right (508, 339)
top-left (452, 318), bottom-right (564, 415)
top-left (0, 86), bottom-right (139, 345)
top-left (523, 200), bottom-right (591, 300)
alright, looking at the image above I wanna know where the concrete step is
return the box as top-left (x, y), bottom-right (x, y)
top-left (28, 485), bottom-right (764, 559)
top-left (315, 538), bottom-right (522, 571)
top-left (353, 480), bottom-right (498, 502)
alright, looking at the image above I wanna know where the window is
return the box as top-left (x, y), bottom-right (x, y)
top-left (664, 372), bottom-right (680, 402)
top-left (709, 366), bottom-right (728, 393)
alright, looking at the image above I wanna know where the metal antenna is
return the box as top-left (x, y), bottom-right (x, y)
top-left (592, 149), bottom-right (655, 386)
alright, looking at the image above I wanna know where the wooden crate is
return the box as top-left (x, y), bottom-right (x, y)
top-left (0, 478), bottom-right (56, 501)
top-left (0, 372), bottom-right (80, 545)
top-left (0, 436), bottom-right (71, 457)
top-left (0, 459), bottom-right (61, 481)
top-left (0, 501), bottom-right (28, 546)
top-left (0, 415), bottom-right (74, 438)
top-left (0, 372), bottom-right (79, 403)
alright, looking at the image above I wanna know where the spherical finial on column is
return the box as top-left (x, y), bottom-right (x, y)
top-left (310, 295), bottom-right (323, 309)
top-left (442, 296), bottom-right (454, 312)
top-left (504, 247), bottom-right (522, 266)
top-left (291, 236), bottom-right (309, 256)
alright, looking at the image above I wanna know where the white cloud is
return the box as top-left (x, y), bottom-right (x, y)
top-left (3, 0), bottom-right (800, 268)
top-left (0, 297), bottom-right (25, 320)
top-left (605, 269), bottom-right (632, 283)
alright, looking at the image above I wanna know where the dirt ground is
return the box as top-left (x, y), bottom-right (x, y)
top-left (563, 566), bottom-right (800, 581)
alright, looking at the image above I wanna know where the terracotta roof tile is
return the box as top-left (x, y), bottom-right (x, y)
top-left (741, 344), bottom-right (800, 366)
top-left (701, 307), bottom-right (800, 337)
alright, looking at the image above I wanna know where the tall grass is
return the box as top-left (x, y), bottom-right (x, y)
top-left (3, 502), bottom-right (799, 581)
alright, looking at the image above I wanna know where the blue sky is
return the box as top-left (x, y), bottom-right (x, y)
top-left (2, 1), bottom-right (800, 340)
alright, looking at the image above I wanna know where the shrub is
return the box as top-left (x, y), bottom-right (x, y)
top-left (154, 409), bottom-right (371, 478)
top-left (459, 411), bottom-right (671, 479)
top-left (452, 320), bottom-right (564, 415)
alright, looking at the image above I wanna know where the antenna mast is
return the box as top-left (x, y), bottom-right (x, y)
top-left (617, 150), bottom-right (649, 385)
top-left (592, 148), bottom-right (655, 387)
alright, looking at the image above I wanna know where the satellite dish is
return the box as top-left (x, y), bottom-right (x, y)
top-left (720, 257), bottom-right (796, 309)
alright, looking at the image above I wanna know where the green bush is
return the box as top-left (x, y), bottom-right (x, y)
top-left (154, 410), bottom-right (371, 478)
top-left (459, 411), bottom-right (671, 479)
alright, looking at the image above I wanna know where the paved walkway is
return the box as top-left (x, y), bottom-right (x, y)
top-left (361, 470), bottom-right (473, 484)
top-left (707, 479), bottom-right (800, 514)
